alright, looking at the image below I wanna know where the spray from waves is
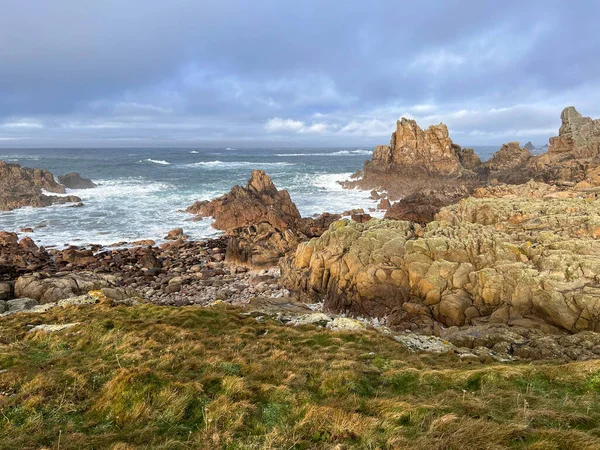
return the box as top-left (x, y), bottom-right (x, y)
top-left (181, 161), bottom-right (295, 169)
top-left (276, 149), bottom-right (372, 157)
top-left (189, 151), bottom-right (199, 154)
top-left (142, 159), bottom-right (171, 165)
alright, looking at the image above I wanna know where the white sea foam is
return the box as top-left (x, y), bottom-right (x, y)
top-left (143, 159), bottom-right (171, 165)
top-left (276, 149), bottom-right (372, 157)
top-left (189, 151), bottom-right (199, 154)
top-left (181, 161), bottom-right (294, 169)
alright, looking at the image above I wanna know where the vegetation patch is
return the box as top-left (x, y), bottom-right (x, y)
top-left (1, 303), bottom-right (600, 449)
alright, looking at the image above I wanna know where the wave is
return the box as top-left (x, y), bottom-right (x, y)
top-left (181, 161), bottom-right (294, 169)
top-left (143, 159), bottom-right (171, 165)
top-left (225, 147), bottom-right (236, 150)
top-left (276, 149), bottom-right (372, 157)
top-left (189, 151), bottom-right (199, 154)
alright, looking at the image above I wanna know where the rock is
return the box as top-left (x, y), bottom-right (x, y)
top-left (56, 248), bottom-right (96, 266)
top-left (549, 106), bottom-right (600, 158)
top-left (456, 147), bottom-right (482, 170)
top-left (7, 297), bottom-right (38, 312)
top-left (20, 227), bottom-right (34, 233)
top-left (225, 223), bottom-right (304, 267)
top-left (57, 172), bottom-right (96, 189)
top-left (326, 317), bottom-right (367, 332)
top-left (393, 333), bottom-right (454, 353)
top-left (0, 300), bottom-right (6, 313)
top-left (0, 161), bottom-right (81, 211)
top-left (385, 186), bottom-right (470, 224)
top-left (57, 294), bottom-right (99, 307)
top-left (14, 272), bottom-right (120, 304)
top-left (131, 239), bottom-right (155, 247)
top-left (351, 213), bottom-right (371, 223)
top-left (0, 232), bottom-right (18, 246)
top-left (186, 170), bottom-right (302, 232)
top-left (281, 180), bottom-right (600, 334)
top-left (370, 118), bottom-right (463, 175)
top-left (29, 323), bottom-right (80, 333)
top-left (287, 313), bottom-right (332, 326)
top-left (340, 117), bottom-right (481, 203)
top-left (483, 142), bottom-right (533, 184)
top-left (524, 141), bottom-right (536, 151)
top-left (377, 198), bottom-right (391, 210)
top-left (0, 282), bottom-right (13, 300)
top-left (165, 228), bottom-right (188, 240)
top-left (300, 213), bottom-right (342, 238)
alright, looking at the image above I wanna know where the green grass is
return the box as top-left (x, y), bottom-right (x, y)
top-left (1, 303), bottom-right (600, 449)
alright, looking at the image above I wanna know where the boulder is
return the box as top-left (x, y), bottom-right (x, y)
top-left (14, 272), bottom-right (121, 304)
top-left (57, 172), bottom-right (97, 189)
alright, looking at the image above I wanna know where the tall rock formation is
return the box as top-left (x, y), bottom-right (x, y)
top-left (186, 170), bottom-right (302, 232)
top-left (528, 107), bottom-right (600, 184)
top-left (548, 106), bottom-right (600, 157)
top-left (366, 118), bottom-right (464, 175)
top-left (343, 117), bottom-right (480, 203)
top-left (0, 161), bottom-right (81, 211)
top-left (186, 170), bottom-right (339, 267)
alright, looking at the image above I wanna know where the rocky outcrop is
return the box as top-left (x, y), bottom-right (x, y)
top-left (0, 161), bottom-right (81, 210)
top-left (456, 147), bottom-right (482, 170)
top-left (0, 231), bottom-right (52, 280)
top-left (369, 118), bottom-right (463, 175)
top-left (548, 106), bottom-right (600, 158)
top-left (524, 141), bottom-right (535, 151)
top-left (281, 181), bottom-right (600, 335)
top-left (526, 107), bottom-right (600, 184)
top-left (57, 172), bottom-right (97, 189)
top-left (482, 142), bottom-right (534, 184)
top-left (187, 170), bottom-right (302, 232)
top-left (342, 118), bottom-right (480, 200)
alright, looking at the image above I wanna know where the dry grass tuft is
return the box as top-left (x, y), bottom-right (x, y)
top-left (0, 303), bottom-right (600, 449)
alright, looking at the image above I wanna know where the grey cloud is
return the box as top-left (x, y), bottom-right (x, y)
top-left (1, 0), bottom-right (599, 147)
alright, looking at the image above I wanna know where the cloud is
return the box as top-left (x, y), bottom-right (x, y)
top-left (265, 118), bottom-right (330, 134)
top-left (0, 0), bottom-right (599, 147)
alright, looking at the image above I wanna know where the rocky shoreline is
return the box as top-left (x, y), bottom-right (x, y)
top-left (1, 106), bottom-right (600, 362)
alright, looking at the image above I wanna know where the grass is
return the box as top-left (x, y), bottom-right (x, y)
top-left (0, 303), bottom-right (600, 449)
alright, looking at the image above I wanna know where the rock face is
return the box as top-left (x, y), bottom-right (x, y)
top-left (281, 180), bottom-right (600, 335)
top-left (57, 172), bottom-right (97, 189)
top-left (0, 161), bottom-right (81, 210)
top-left (484, 142), bottom-right (533, 184)
top-left (368, 118), bottom-right (463, 175)
top-left (527, 107), bottom-right (600, 184)
top-left (548, 106), bottom-right (600, 158)
top-left (384, 186), bottom-right (470, 224)
top-left (341, 118), bottom-right (481, 213)
top-left (187, 170), bottom-right (302, 232)
top-left (524, 141), bottom-right (535, 151)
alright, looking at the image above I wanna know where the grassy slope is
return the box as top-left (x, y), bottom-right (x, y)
top-left (1, 304), bottom-right (600, 449)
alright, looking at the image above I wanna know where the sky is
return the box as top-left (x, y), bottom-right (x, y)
top-left (1, 0), bottom-right (599, 148)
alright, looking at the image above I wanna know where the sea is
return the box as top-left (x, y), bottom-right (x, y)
top-left (0, 146), bottom-right (498, 248)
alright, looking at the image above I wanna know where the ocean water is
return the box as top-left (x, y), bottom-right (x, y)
top-left (0, 146), bottom-right (497, 248)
